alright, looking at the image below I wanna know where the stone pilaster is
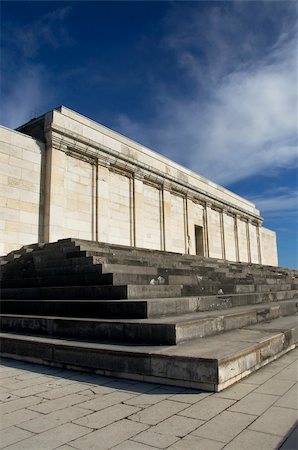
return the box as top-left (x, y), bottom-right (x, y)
top-left (163, 188), bottom-right (172, 252)
top-left (234, 214), bottom-right (240, 262)
top-left (204, 202), bottom-right (211, 257)
top-left (184, 196), bottom-right (189, 254)
top-left (246, 219), bottom-right (252, 263)
top-left (133, 177), bottom-right (144, 248)
top-left (92, 163), bottom-right (99, 241)
top-left (256, 224), bottom-right (262, 264)
top-left (220, 209), bottom-right (226, 260)
top-left (160, 187), bottom-right (166, 251)
top-left (130, 176), bottom-right (136, 247)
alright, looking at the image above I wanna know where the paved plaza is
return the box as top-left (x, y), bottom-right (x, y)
top-left (0, 349), bottom-right (297, 450)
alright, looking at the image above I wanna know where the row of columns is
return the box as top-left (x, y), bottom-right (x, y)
top-left (131, 176), bottom-right (262, 264)
top-left (181, 198), bottom-right (262, 264)
top-left (90, 161), bottom-right (263, 264)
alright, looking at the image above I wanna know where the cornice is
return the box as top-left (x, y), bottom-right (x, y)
top-left (48, 126), bottom-right (263, 224)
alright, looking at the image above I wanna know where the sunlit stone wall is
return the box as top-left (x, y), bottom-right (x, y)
top-left (260, 228), bottom-right (278, 266)
top-left (0, 106), bottom-right (278, 266)
top-left (0, 127), bottom-right (45, 255)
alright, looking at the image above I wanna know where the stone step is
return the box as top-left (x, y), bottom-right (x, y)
top-left (2, 263), bottom-right (294, 298)
top-left (3, 252), bottom-right (293, 289)
top-left (5, 272), bottom-right (290, 294)
top-left (0, 298), bottom-right (150, 319)
top-left (1, 301), bottom-right (297, 345)
top-left (1, 246), bottom-right (79, 269)
top-left (70, 239), bottom-right (286, 272)
top-left (234, 283), bottom-right (293, 294)
top-left (3, 241), bottom-right (294, 288)
top-left (0, 284), bottom-right (183, 300)
top-left (1, 315), bottom-right (297, 391)
top-left (190, 290), bottom-right (298, 312)
top-left (26, 238), bottom-right (297, 279)
top-left (2, 281), bottom-right (297, 301)
top-left (2, 263), bottom-right (158, 279)
top-left (70, 239), bottom-right (296, 275)
top-left (1, 273), bottom-right (158, 288)
top-left (1, 293), bottom-right (297, 320)
top-left (0, 273), bottom-right (206, 289)
top-left (63, 249), bottom-right (251, 276)
top-left (1, 255), bottom-right (95, 277)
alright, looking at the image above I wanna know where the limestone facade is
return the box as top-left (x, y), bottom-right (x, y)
top-left (0, 106), bottom-right (278, 265)
top-left (0, 127), bottom-right (45, 255)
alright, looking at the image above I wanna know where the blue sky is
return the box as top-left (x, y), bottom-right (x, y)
top-left (1, 1), bottom-right (297, 268)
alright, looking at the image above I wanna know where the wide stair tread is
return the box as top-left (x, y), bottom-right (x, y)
top-left (1, 315), bottom-right (297, 391)
top-left (1, 300), bottom-right (297, 345)
top-left (1, 292), bottom-right (298, 318)
top-left (1, 237), bottom-right (297, 392)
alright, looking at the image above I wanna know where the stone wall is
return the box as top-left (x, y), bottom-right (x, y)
top-left (260, 227), bottom-right (278, 266)
top-left (140, 182), bottom-right (162, 250)
top-left (0, 127), bottom-right (44, 255)
top-left (0, 107), bottom-right (279, 266)
top-left (207, 207), bottom-right (222, 259)
top-left (223, 213), bottom-right (237, 262)
top-left (44, 148), bottom-right (95, 243)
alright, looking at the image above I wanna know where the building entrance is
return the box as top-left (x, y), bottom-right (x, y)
top-left (195, 225), bottom-right (204, 256)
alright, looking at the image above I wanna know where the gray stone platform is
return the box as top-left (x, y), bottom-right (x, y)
top-left (0, 349), bottom-right (297, 449)
top-left (0, 238), bottom-right (297, 391)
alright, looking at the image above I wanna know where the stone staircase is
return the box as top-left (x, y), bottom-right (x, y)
top-left (0, 238), bottom-right (297, 391)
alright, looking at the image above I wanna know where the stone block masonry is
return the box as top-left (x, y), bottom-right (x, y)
top-left (0, 349), bottom-right (297, 450)
top-left (0, 127), bottom-right (45, 255)
top-left (0, 106), bottom-right (278, 265)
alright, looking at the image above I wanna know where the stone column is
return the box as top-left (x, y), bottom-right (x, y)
top-left (163, 187), bottom-right (172, 251)
top-left (45, 146), bottom-right (67, 242)
top-left (234, 214), bottom-right (240, 262)
top-left (133, 177), bottom-right (144, 248)
top-left (160, 187), bottom-right (166, 251)
top-left (203, 202), bottom-right (211, 257)
top-left (236, 214), bottom-right (250, 263)
top-left (43, 144), bottom-right (53, 243)
top-left (256, 223), bottom-right (262, 264)
top-left (220, 209), bottom-right (226, 260)
top-left (184, 196), bottom-right (189, 254)
top-left (246, 219), bottom-right (252, 263)
top-left (92, 162), bottom-right (99, 241)
top-left (130, 176), bottom-right (136, 247)
top-left (97, 164), bottom-right (110, 244)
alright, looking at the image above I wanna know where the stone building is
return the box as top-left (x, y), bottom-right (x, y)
top-left (0, 106), bottom-right (278, 265)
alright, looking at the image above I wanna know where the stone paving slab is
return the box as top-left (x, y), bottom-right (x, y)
top-left (275, 384), bottom-right (298, 410)
top-left (248, 406), bottom-right (298, 437)
top-left (191, 410), bottom-right (256, 443)
top-left (131, 429), bottom-right (179, 448)
top-left (0, 348), bottom-right (298, 450)
top-left (223, 429), bottom-right (283, 450)
top-left (228, 392), bottom-right (279, 415)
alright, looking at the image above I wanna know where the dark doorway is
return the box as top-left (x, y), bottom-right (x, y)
top-left (195, 225), bottom-right (204, 256)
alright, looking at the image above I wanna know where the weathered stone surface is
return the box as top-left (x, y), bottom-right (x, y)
top-left (0, 349), bottom-right (297, 450)
top-left (0, 238), bottom-right (297, 391)
top-left (1, 106), bottom-right (278, 265)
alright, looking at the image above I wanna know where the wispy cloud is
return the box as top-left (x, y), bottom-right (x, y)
top-left (1, 6), bottom-right (73, 128)
top-left (4, 6), bottom-right (73, 58)
top-left (251, 191), bottom-right (298, 214)
top-left (115, 2), bottom-right (297, 186)
top-left (0, 64), bottom-right (51, 129)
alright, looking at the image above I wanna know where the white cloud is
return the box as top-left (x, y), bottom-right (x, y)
top-left (193, 43), bottom-right (297, 183)
top-left (6, 6), bottom-right (73, 58)
top-left (251, 191), bottom-right (298, 214)
top-left (1, 6), bottom-right (73, 129)
top-left (0, 64), bottom-right (53, 129)
top-left (115, 3), bottom-right (297, 186)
